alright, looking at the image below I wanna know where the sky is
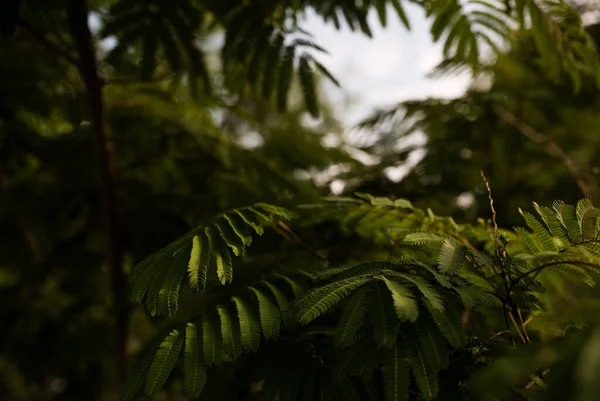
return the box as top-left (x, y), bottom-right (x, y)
top-left (299, 4), bottom-right (472, 126)
top-left (297, 5), bottom-right (472, 186)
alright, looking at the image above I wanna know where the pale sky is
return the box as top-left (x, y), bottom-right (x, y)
top-left (300, 4), bottom-right (472, 126)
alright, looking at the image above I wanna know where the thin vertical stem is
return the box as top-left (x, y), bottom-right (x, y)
top-left (66, 0), bottom-right (128, 387)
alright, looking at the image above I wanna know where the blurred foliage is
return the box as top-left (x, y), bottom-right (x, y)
top-left (2, 0), bottom-right (600, 400)
top-left (354, 21), bottom-right (600, 228)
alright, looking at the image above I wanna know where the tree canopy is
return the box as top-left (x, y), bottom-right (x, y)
top-left (2, 0), bottom-right (600, 400)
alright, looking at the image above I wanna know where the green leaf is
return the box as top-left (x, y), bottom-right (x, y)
top-left (519, 208), bottom-right (557, 251)
top-left (224, 212), bottom-right (253, 246)
top-left (554, 201), bottom-right (582, 243)
top-left (299, 54), bottom-right (319, 117)
top-left (380, 277), bottom-right (419, 322)
top-left (160, 243), bottom-right (192, 316)
top-left (576, 199), bottom-right (600, 241)
top-left (262, 32), bottom-right (284, 99)
top-left (262, 280), bottom-right (290, 310)
top-left (438, 239), bottom-right (465, 274)
top-left (406, 325), bottom-right (439, 400)
top-left (277, 45), bottom-right (295, 112)
top-left (404, 232), bottom-right (447, 245)
top-left (425, 299), bottom-right (466, 347)
top-left (145, 329), bottom-right (184, 395)
top-left (375, 0), bottom-right (388, 26)
top-left (235, 209), bottom-right (265, 235)
top-left (217, 305), bottom-right (243, 358)
top-left (533, 203), bottom-right (568, 244)
top-left (249, 287), bottom-right (281, 340)
top-left (296, 277), bottom-right (372, 325)
top-left (202, 315), bottom-right (223, 365)
top-left (215, 216), bottom-right (246, 257)
top-left (335, 286), bottom-right (370, 347)
top-left (184, 323), bottom-right (206, 397)
top-left (370, 281), bottom-right (399, 348)
top-left (206, 227), bottom-right (233, 285)
top-left (233, 296), bottom-right (261, 352)
top-left (396, 273), bottom-right (445, 312)
top-left (382, 341), bottom-right (410, 401)
top-left (313, 59), bottom-right (340, 87)
top-left (391, 0), bottom-right (411, 29)
top-left (188, 233), bottom-right (210, 292)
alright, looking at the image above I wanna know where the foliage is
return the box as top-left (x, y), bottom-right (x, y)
top-left (126, 195), bottom-right (600, 400)
top-left (351, 22), bottom-right (600, 227)
top-left (3, 0), bottom-right (600, 400)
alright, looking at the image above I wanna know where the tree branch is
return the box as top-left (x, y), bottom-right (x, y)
top-left (66, 0), bottom-right (128, 388)
top-left (509, 260), bottom-right (600, 294)
top-left (494, 106), bottom-right (597, 202)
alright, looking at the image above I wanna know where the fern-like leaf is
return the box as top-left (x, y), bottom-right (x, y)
top-left (184, 323), bottom-right (206, 397)
top-left (233, 296), bottom-right (261, 352)
top-left (380, 277), bottom-right (419, 322)
top-left (202, 315), bottom-right (223, 365)
top-left (299, 54), bottom-right (319, 117)
top-left (188, 234), bottom-right (210, 292)
top-left (161, 243), bottom-right (191, 316)
top-left (519, 208), bottom-right (557, 251)
top-left (382, 341), bottom-right (410, 401)
top-left (534, 202), bottom-right (569, 243)
top-left (554, 201), bottom-right (582, 243)
top-left (394, 272), bottom-right (445, 312)
top-left (406, 324), bottom-right (440, 400)
top-left (370, 281), bottom-right (399, 348)
top-left (425, 298), bottom-right (466, 347)
top-left (438, 239), bottom-right (465, 274)
top-left (277, 45), bottom-right (295, 112)
top-left (335, 286), bottom-right (370, 347)
top-left (217, 305), bottom-right (243, 358)
top-left (404, 232), bottom-right (447, 245)
top-left (576, 199), bottom-right (600, 241)
top-left (249, 287), bottom-right (281, 340)
top-left (145, 329), bottom-right (184, 395)
top-left (215, 216), bottom-right (246, 257)
top-left (296, 277), bottom-right (373, 325)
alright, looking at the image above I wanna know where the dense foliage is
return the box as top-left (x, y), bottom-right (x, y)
top-left (127, 193), bottom-right (600, 401)
top-left (2, 0), bottom-right (600, 400)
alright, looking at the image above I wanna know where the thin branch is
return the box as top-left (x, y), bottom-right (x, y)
top-left (66, 0), bottom-right (127, 388)
top-left (17, 18), bottom-right (80, 66)
top-left (508, 310), bottom-right (527, 344)
top-left (509, 260), bottom-right (600, 294)
top-left (494, 106), bottom-right (597, 202)
top-left (480, 170), bottom-right (501, 263)
top-left (277, 221), bottom-right (328, 263)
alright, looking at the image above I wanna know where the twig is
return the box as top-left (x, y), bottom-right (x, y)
top-left (517, 308), bottom-right (530, 343)
top-left (509, 260), bottom-right (600, 294)
top-left (494, 106), bottom-right (597, 202)
top-left (277, 221), bottom-right (328, 263)
top-left (508, 310), bottom-right (527, 344)
top-left (66, 0), bottom-right (127, 388)
top-left (524, 368), bottom-right (551, 390)
top-left (480, 170), bottom-right (501, 263)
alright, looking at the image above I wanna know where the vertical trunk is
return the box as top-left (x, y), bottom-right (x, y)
top-left (66, 0), bottom-right (128, 387)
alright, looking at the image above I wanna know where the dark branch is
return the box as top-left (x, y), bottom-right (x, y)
top-left (66, 0), bottom-right (128, 388)
top-left (494, 106), bottom-right (598, 203)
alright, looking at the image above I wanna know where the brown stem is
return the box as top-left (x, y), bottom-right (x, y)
top-left (494, 106), bottom-right (597, 202)
top-left (66, 0), bottom-right (128, 387)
